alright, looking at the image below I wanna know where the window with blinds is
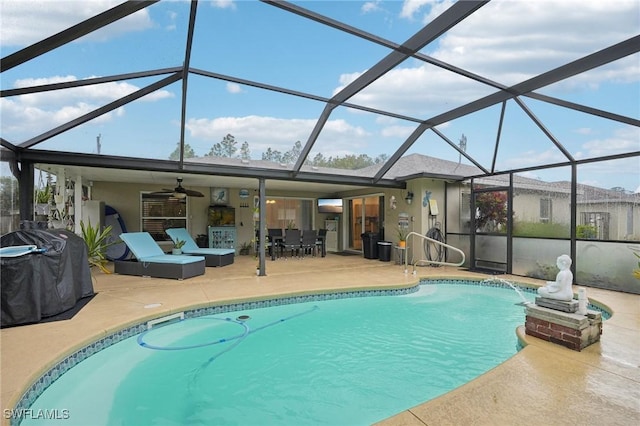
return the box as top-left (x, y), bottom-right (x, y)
top-left (140, 193), bottom-right (187, 241)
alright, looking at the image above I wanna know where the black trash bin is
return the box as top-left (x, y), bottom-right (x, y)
top-left (378, 241), bottom-right (392, 262)
top-left (361, 232), bottom-right (379, 259)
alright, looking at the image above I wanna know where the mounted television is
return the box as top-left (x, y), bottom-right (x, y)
top-left (318, 198), bottom-right (343, 214)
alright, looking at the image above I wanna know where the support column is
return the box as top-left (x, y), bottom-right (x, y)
top-left (15, 160), bottom-right (34, 222)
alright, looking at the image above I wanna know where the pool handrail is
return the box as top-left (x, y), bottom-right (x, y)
top-left (404, 231), bottom-right (466, 274)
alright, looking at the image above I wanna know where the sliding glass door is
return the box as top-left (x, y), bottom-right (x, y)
top-left (347, 196), bottom-right (383, 252)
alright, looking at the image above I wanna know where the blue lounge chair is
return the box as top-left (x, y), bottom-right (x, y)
top-left (165, 228), bottom-right (235, 267)
top-left (116, 232), bottom-right (205, 279)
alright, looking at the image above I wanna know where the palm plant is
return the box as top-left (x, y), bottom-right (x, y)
top-left (80, 220), bottom-right (114, 274)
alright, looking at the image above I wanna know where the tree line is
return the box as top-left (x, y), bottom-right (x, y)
top-left (169, 133), bottom-right (388, 170)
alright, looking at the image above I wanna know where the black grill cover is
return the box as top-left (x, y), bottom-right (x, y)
top-left (1, 229), bottom-right (94, 327)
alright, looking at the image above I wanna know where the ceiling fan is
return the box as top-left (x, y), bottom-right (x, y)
top-left (151, 178), bottom-right (204, 199)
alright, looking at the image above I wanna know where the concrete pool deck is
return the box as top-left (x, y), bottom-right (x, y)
top-left (1, 254), bottom-right (639, 425)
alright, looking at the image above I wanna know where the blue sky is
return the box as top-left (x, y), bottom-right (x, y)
top-left (1, 0), bottom-right (639, 191)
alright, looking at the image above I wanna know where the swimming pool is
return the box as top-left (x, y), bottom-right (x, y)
top-left (16, 280), bottom-right (570, 425)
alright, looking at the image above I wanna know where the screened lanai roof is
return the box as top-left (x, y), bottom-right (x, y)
top-left (1, 0), bottom-right (639, 192)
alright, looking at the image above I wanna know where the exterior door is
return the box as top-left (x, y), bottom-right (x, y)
top-left (472, 188), bottom-right (510, 273)
top-left (347, 196), bottom-right (383, 252)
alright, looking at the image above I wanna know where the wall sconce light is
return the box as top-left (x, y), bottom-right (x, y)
top-left (405, 191), bottom-right (414, 205)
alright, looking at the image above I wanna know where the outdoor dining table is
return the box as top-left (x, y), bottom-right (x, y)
top-left (267, 233), bottom-right (326, 260)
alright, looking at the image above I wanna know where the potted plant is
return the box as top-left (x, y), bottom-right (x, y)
top-left (172, 239), bottom-right (186, 255)
top-left (397, 226), bottom-right (408, 248)
top-left (34, 184), bottom-right (52, 217)
top-left (80, 220), bottom-right (114, 274)
top-left (239, 242), bottom-right (251, 255)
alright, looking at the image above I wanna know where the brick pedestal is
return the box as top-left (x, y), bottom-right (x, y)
top-left (525, 304), bottom-right (602, 351)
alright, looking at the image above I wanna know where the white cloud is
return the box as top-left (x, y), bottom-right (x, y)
top-left (1, 96), bottom-right (123, 138)
top-left (362, 1), bottom-right (382, 14)
top-left (497, 126), bottom-right (639, 189)
top-left (428, 0), bottom-right (639, 85)
top-left (338, 63), bottom-right (496, 117)
top-left (381, 125), bottom-right (414, 138)
top-left (13, 76), bottom-right (172, 105)
top-left (575, 127), bottom-right (593, 135)
top-left (579, 126), bottom-right (640, 158)
top-left (226, 82), bottom-right (243, 94)
top-left (502, 148), bottom-right (567, 170)
top-left (1, 75), bottom-right (173, 139)
top-left (578, 156), bottom-right (640, 191)
top-left (185, 115), bottom-right (369, 156)
top-left (0, 0), bottom-right (153, 47)
top-left (339, 0), bottom-right (640, 119)
top-left (400, 0), bottom-right (437, 20)
top-left (211, 0), bottom-right (236, 11)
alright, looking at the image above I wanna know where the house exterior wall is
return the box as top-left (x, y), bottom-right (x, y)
top-left (577, 202), bottom-right (639, 241)
top-left (512, 192), bottom-right (571, 226)
top-left (90, 181), bottom-right (333, 252)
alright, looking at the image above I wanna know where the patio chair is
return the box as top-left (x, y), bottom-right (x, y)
top-left (116, 232), bottom-right (205, 279)
top-left (267, 228), bottom-right (283, 260)
top-left (315, 228), bottom-right (327, 257)
top-left (165, 228), bottom-right (235, 267)
top-left (300, 230), bottom-right (317, 257)
top-left (279, 229), bottom-right (301, 259)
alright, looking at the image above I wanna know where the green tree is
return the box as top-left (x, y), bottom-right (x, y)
top-left (284, 141), bottom-right (303, 164)
top-left (330, 154), bottom-right (376, 169)
top-left (475, 191), bottom-right (508, 233)
top-left (305, 152), bottom-right (385, 169)
top-left (262, 147), bottom-right (284, 163)
top-left (208, 133), bottom-right (237, 157)
top-left (374, 153), bottom-right (389, 164)
top-left (239, 141), bottom-right (251, 160)
top-left (311, 153), bottom-right (328, 167)
top-left (169, 142), bottom-right (195, 160)
top-left (0, 176), bottom-right (19, 215)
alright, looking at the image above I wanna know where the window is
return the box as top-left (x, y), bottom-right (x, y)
top-left (539, 198), bottom-right (552, 223)
top-left (460, 192), bottom-right (471, 232)
top-left (263, 197), bottom-right (313, 230)
top-left (580, 212), bottom-right (609, 240)
top-left (140, 193), bottom-right (187, 241)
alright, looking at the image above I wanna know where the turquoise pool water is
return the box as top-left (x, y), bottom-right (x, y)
top-left (22, 282), bottom-right (537, 425)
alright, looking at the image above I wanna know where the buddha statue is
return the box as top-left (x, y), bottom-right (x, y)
top-left (537, 254), bottom-right (574, 301)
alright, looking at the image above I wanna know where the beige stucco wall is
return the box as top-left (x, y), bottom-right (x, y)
top-left (333, 178), bottom-right (447, 260)
top-left (89, 181), bottom-right (339, 252)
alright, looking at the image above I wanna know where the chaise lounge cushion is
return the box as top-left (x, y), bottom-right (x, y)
top-left (165, 228), bottom-right (235, 267)
top-left (117, 232), bottom-right (205, 279)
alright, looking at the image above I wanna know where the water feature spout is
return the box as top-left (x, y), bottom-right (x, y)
top-left (482, 277), bottom-right (531, 306)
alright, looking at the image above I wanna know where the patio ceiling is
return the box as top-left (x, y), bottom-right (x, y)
top-left (1, 0), bottom-right (638, 193)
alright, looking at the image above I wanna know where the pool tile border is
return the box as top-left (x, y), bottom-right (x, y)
top-left (10, 279), bottom-right (611, 425)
